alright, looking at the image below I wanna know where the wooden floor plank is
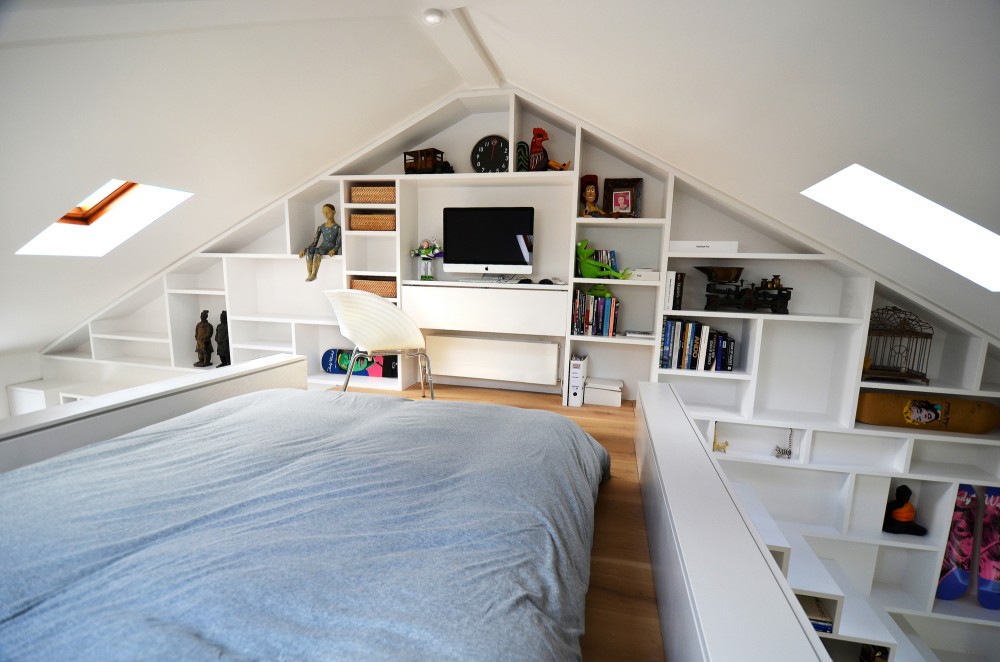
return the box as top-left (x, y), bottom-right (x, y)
top-left (348, 384), bottom-right (664, 661)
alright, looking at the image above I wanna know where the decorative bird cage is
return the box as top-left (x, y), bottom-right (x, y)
top-left (863, 306), bottom-right (933, 385)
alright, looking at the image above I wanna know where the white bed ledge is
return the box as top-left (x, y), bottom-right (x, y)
top-left (635, 382), bottom-right (831, 661)
top-left (0, 354), bottom-right (308, 473)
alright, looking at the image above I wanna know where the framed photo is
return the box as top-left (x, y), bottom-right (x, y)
top-left (602, 178), bottom-right (643, 218)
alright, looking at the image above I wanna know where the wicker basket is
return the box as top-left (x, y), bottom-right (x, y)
top-left (350, 213), bottom-right (396, 231)
top-left (350, 277), bottom-right (397, 298)
top-left (350, 185), bottom-right (396, 204)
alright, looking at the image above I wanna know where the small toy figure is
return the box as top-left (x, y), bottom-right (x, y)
top-left (712, 428), bottom-right (729, 453)
top-left (299, 203), bottom-right (342, 282)
top-left (580, 174), bottom-right (614, 218)
top-left (883, 484), bottom-right (928, 535)
top-left (410, 238), bottom-right (443, 280)
top-left (774, 428), bottom-right (792, 459)
top-left (576, 240), bottom-right (631, 279)
top-left (194, 310), bottom-right (214, 367)
top-left (215, 310), bottom-right (230, 367)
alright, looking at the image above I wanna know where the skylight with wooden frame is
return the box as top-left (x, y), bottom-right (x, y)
top-left (17, 179), bottom-right (192, 257)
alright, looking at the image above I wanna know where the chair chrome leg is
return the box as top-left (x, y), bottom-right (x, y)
top-left (423, 352), bottom-right (434, 400)
top-left (415, 352), bottom-right (425, 398)
top-left (342, 349), bottom-right (363, 392)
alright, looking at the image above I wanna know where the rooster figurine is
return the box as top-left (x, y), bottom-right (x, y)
top-left (529, 127), bottom-right (549, 171)
top-left (528, 127), bottom-right (571, 172)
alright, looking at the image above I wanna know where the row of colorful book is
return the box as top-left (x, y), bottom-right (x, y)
top-left (571, 289), bottom-right (621, 337)
top-left (660, 317), bottom-right (735, 371)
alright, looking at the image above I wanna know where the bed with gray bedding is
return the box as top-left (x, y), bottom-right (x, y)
top-left (0, 388), bottom-right (610, 661)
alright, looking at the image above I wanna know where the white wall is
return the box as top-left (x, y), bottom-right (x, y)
top-left (0, 352), bottom-right (42, 420)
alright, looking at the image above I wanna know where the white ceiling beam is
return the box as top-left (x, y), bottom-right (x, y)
top-left (423, 7), bottom-right (502, 89)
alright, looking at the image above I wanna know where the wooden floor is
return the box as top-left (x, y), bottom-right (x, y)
top-left (355, 383), bottom-right (664, 661)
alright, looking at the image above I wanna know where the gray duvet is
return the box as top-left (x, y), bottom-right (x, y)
top-left (0, 389), bottom-right (610, 661)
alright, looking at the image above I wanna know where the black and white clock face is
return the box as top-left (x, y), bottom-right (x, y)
top-left (471, 135), bottom-right (509, 173)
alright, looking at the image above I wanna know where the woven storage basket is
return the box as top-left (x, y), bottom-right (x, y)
top-left (350, 185), bottom-right (396, 204)
top-left (350, 278), bottom-right (397, 298)
top-left (350, 213), bottom-right (396, 231)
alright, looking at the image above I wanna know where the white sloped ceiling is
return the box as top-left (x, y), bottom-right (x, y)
top-left (0, 0), bottom-right (997, 358)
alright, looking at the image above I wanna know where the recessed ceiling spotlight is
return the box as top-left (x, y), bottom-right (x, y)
top-left (423, 8), bottom-right (444, 25)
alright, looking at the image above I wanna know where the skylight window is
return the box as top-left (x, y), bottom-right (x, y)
top-left (17, 180), bottom-right (193, 257)
top-left (801, 164), bottom-right (1000, 292)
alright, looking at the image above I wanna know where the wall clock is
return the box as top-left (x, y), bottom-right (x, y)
top-left (470, 135), bottom-right (509, 173)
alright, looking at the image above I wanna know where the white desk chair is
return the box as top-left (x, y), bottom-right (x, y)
top-left (323, 289), bottom-right (434, 399)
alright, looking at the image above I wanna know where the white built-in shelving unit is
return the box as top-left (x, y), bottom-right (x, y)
top-left (659, 179), bottom-right (1000, 659)
top-left (10, 88), bottom-right (1000, 659)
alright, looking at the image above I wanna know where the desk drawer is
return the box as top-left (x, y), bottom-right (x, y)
top-left (401, 286), bottom-right (568, 336)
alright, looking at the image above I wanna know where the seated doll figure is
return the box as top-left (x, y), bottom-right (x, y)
top-left (883, 484), bottom-right (927, 535)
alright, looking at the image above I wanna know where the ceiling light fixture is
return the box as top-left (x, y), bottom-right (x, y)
top-left (17, 180), bottom-right (193, 257)
top-left (422, 8), bottom-right (444, 25)
top-left (802, 163), bottom-right (1000, 292)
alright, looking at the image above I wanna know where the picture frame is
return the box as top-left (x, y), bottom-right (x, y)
top-left (602, 178), bottom-right (643, 218)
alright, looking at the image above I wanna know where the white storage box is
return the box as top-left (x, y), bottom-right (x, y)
top-left (584, 377), bottom-right (623, 407)
top-left (629, 269), bottom-right (660, 281)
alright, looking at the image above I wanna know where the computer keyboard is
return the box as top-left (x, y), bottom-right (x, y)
top-left (458, 276), bottom-right (509, 283)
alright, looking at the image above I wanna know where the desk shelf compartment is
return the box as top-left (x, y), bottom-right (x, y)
top-left (712, 421), bottom-right (806, 464)
top-left (287, 179), bottom-right (343, 255)
top-left (657, 316), bottom-right (756, 375)
top-left (868, 285), bottom-right (991, 393)
top-left (754, 319), bottom-right (866, 428)
top-left (909, 437), bottom-right (1000, 483)
top-left (167, 290), bottom-right (228, 369)
top-left (573, 223), bottom-right (665, 281)
top-left (230, 319), bottom-right (294, 355)
top-left (225, 257), bottom-right (341, 321)
top-left (667, 256), bottom-right (871, 320)
top-left (91, 336), bottom-right (171, 367)
top-left (165, 256), bottom-right (225, 291)
top-left (577, 128), bottom-right (669, 219)
top-left (717, 459), bottom-right (851, 531)
top-left (343, 232), bottom-right (398, 274)
top-left (563, 339), bottom-right (655, 403)
top-left (809, 431), bottom-right (910, 474)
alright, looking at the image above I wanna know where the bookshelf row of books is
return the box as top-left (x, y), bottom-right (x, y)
top-left (660, 317), bottom-right (735, 371)
top-left (571, 289), bottom-right (621, 337)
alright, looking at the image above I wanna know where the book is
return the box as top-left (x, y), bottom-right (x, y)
top-left (696, 324), bottom-right (711, 370)
top-left (672, 272), bottom-right (685, 310)
top-left (703, 329), bottom-right (717, 370)
top-left (665, 271), bottom-right (677, 310)
top-left (800, 596), bottom-right (833, 633)
top-left (723, 334), bottom-right (735, 371)
top-left (671, 318), bottom-right (683, 369)
top-left (715, 333), bottom-right (729, 371)
top-left (683, 320), bottom-right (698, 369)
top-left (660, 318), bottom-right (676, 368)
top-left (625, 329), bottom-right (654, 338)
